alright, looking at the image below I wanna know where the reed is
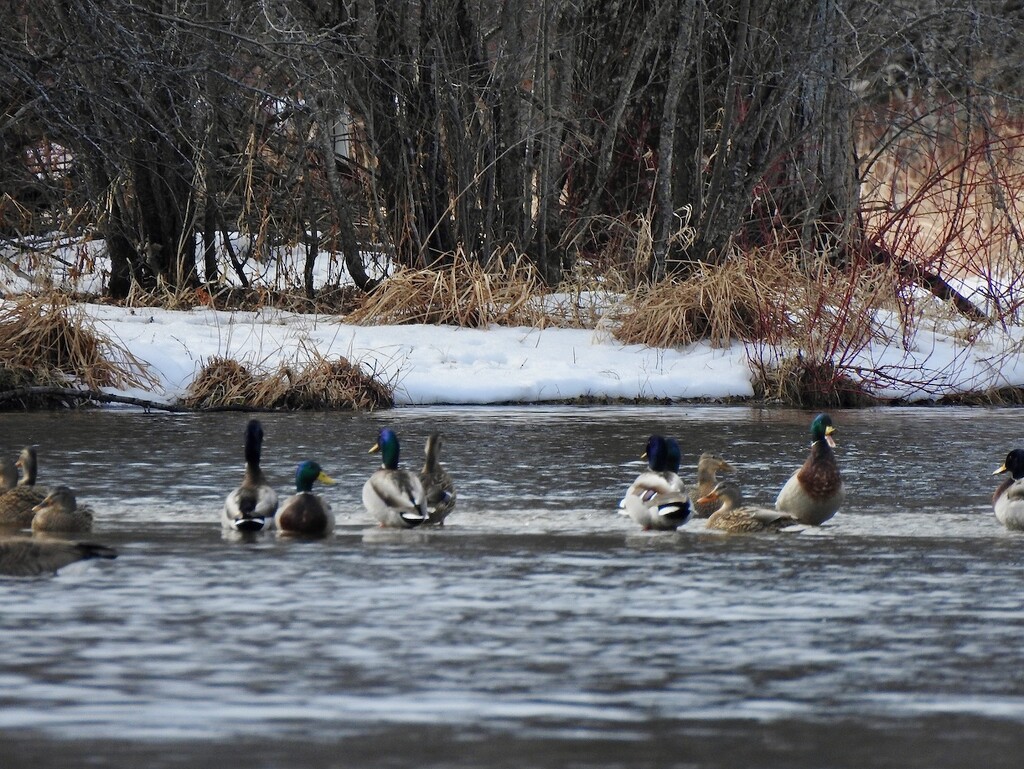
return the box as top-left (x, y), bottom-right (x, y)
top-left (181, 356), bottom-right (258, 409)
top-left (182, 349), bottom-right (393, 410)
top-left (612, 253), bottom-right (791, 348)
top-left (0, 293), bottom-right (156, 398)
top-left (346, 252), bottom-right (553, 328)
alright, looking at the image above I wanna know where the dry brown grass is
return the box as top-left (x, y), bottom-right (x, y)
top-left (117, 282), bottom-right (363, 315)
top-left (610, 245), bottom-right (915, 404)
top-left (347, 252), bottom-right (556, 328)
top-left (752, 353), bottom-right (879, 407)
top-left (181, 356), bottom-right (258, 409)
top-left (181, 350), bottom-right (393, 410)
top-left (938, 385), bottom-right (1024, 406)
top-left (613, 254), bottom-right (791, 348)
top-left (0, 293), bottom-right (156, 398)
top-left (612, 247), bottom-right (907, 347)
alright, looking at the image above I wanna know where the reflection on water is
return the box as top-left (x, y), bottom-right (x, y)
top-left (2, 406), bottom-right (1024, 768)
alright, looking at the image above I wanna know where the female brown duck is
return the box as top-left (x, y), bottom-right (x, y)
top-left (0, 447), bottom-right (48, 529)
top-left (699, 482), bottom-right (800, 533)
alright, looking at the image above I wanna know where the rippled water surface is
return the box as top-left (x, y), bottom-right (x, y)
top-left (3, 406), bottom-right (1024, 768)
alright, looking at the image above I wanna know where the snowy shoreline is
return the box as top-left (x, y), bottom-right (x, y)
top-left (49, 300), bottom-right (1024, 409)
top-left (6, 234), bottom-right (1024, 408)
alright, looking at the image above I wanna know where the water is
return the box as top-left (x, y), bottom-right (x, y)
top-left (2, 406), bottom-right (1024, 768)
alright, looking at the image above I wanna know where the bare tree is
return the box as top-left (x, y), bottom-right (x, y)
top-left (1, 0), bottom-right (1022, 304)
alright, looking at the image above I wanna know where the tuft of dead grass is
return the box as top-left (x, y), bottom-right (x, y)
top-left (938, 385), bottom-right (1024, 406)
top-left (181, 350), bottom-right (393, 411)
top-left (613, 256), bottom-right (791, 348)
top-left (346, 252), bottom-right (554, 328)
top-left (752, 353), bottom-right (879, 408)
top-left (0, 293), bottom-right (157, 405)
top-left (181, 356), bottom-right (258, 409)
top-left (253, 351), bottom-right (393, 410)
top-left (611, 245), bottom-right (917, 405)
top-left (118, 283), bottom-right (363, 315)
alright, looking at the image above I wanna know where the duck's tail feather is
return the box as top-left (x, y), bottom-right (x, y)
top-left (76, 542), bottom-right (118, 561)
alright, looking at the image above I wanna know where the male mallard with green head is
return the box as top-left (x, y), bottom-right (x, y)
top-left (419, 433), bottom-right (456, 525)
top-left (0, 447), bottom-right (48, 529)
top-left (363, 428), bottom-right (428, 528)
top-left (992, 449), bottom-right (1024, 531)
top-left (31, 486), bottom-right (94, 534)
top-left (223, 420), bottom-right (279, 532)
top-left (699, 482), bottom-right (799, 533)
top-left (275, 460), bottom-right (337, 537)
top-left (774, 413), bottom-right (845, 525)
top-left (619, 435), bottom-right (691, 531)
top-left (690, 452), bottom-right (736, 518)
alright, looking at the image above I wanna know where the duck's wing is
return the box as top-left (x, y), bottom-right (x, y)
top-left (276, 493), bottom-right (333, 535)
top-left (368, 471), bottom-right (428, 518)
top-left (621, 471), bottom-right (685, 507)
top-left (0, 486), bottom-right (48, 528)
top-left (224, 484), bottom-right (279, 531)
top-left (226, 484), bottom-right (278, 517)
top-left (620, 489), bottom-right (690, 529)
top-left (0, 537), bottom-right (116, 577)
top-left (747, 506), bottom-right (798, 525)
top-left (421, 469), bottom-right (456, 523)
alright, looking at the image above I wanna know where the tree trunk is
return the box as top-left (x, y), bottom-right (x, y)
top-left (313, 107), bottom-right (378, 292)
top-left (679, 0), bottom-right (860, 267)
top-left (651, 0), bottom-right (699, 281)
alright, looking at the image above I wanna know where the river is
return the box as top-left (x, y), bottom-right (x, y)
top-left (1, 406), bottom-right (1022, 768)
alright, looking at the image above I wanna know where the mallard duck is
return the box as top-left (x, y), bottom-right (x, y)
top-left (0, 458), bottom-right (18, 493)
top-left (775, 413), bottom-right (845, 525)
top-left (992, 449), bottom-right (1024, 531)
top-left (690, 453), bottom-right (736, 518)
top-left (698, 482), bottom-right (800, 533)
top-left (420, 433), bottom-right (456, 525)
top-left (223, 419), bottom-right (279, 532)
top-left (619, 435), bottom-right (691, 531)
top-left (0, 447), bottom-right (48, 529)
top-left (275, 461), bottom-right (337, 537)
top-left (362, 428), bottom-right (428, 529)
top-left (31, 486), bottom-right (95, 533)
top-left (0, 536), bottom-right (116, 577)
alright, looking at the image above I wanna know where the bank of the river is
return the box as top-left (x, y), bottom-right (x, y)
top-left (53, 300), bottom-right (1024, 408)
top-left (2, 286), bottom-right (1024, 409)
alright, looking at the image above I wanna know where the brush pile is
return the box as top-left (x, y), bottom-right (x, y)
top-left (182, 351), bottom-right (392, 410)
top-left (612, 255), bottom-right (790, 348)
top-left (0, 294), bottom-right (156, 408)
top-left (347, 253), bottom-right (553, 328)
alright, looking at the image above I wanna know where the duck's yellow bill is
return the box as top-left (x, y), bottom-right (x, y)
top-left (318, 471), bottom-right (337, 485)
top-left (994, 463), bottom-right (1008, 475)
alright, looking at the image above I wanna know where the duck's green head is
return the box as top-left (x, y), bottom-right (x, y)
top-left (994, 449), bottom-right (1024, 480)
top-left (370, 428), bottom-right (401, 470)
top-left (664, 438), bottom-right (682, 474)
top-left (810, 413), bottom-right (836, 447)
top-left (244, 419), bottom-right (265, 466)
top-left (643, 435), bottom-right (674, 472)
top-left (295, 460), bottom-right (336, 492)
